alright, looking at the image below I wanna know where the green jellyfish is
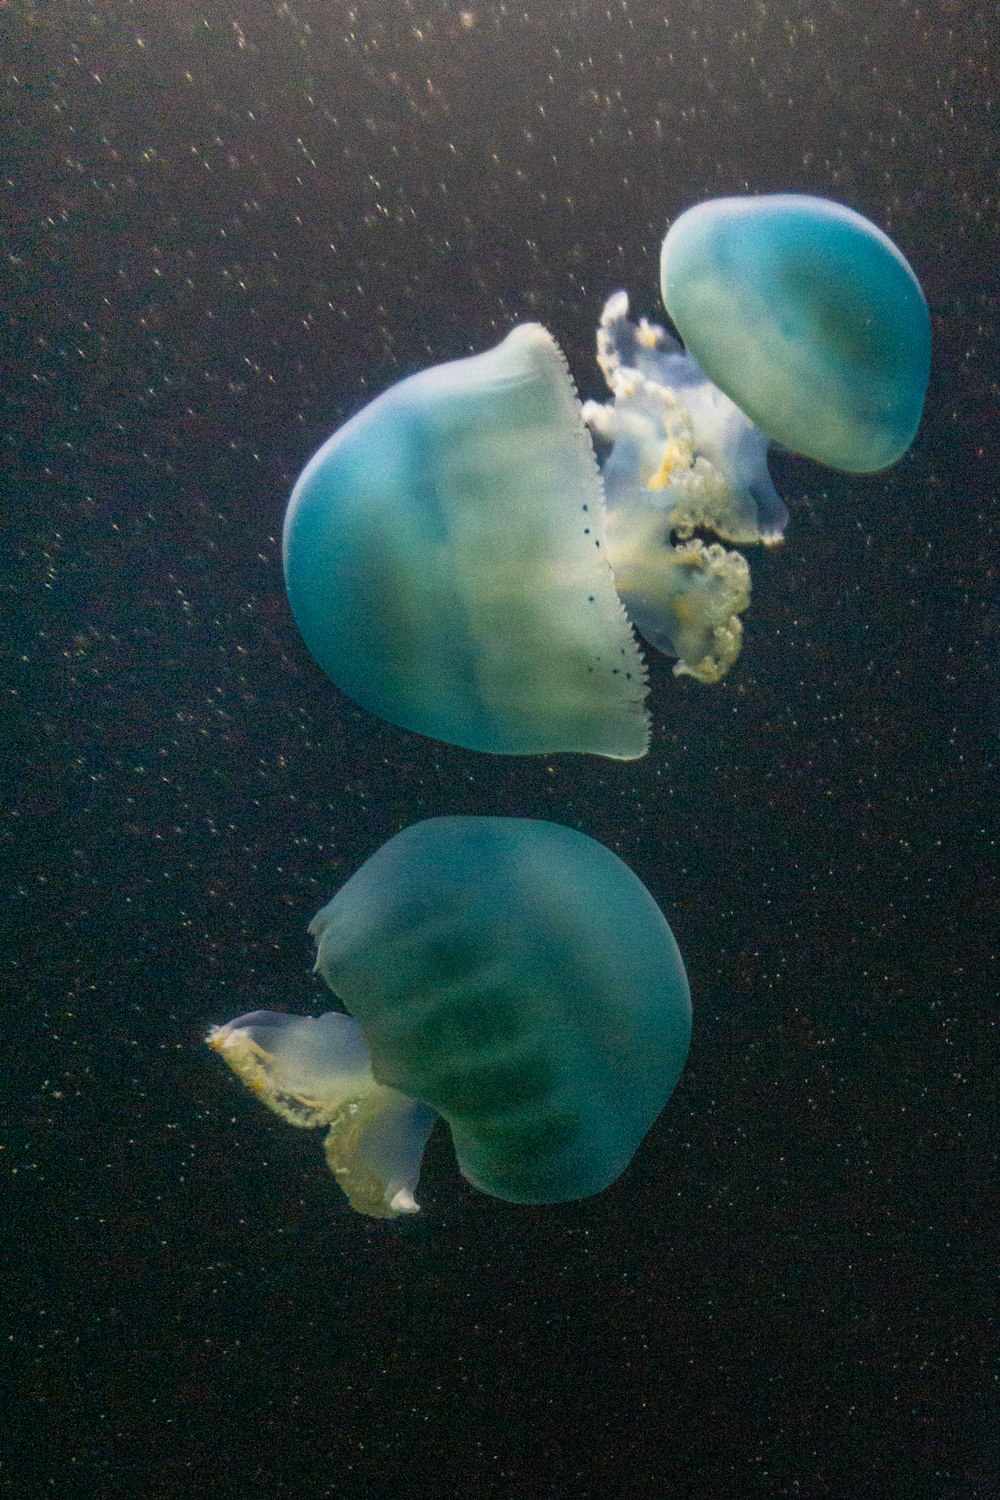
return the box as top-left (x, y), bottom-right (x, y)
top-left (208, 817), bottom-right (691, 1218)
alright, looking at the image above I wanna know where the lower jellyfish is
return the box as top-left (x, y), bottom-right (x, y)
top-left (208, 817), bottom-right (692, 1219)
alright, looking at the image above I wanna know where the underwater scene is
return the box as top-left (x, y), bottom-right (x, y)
top-left (3, 1), bottom-right (997, 1496)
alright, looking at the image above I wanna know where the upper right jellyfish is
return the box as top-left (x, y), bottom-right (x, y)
top-left (582, 194), bottom-right (930, 682)
top-left (658, 193), bottom-right (931, 473)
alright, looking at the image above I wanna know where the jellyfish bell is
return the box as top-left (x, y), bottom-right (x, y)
top-left (208, 817), bottom-right (692, 1219)
top-left (659, 193), bottom-right (931, 473)
top-left (283, 323), bottom-right (649, 760)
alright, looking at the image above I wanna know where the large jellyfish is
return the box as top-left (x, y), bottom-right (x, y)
top-left (283, 194), bottom-right (929, 754)
top-left (207, 816), bottom-right (691, 1218)
top-left (285, 323), bottom-right (650, 760)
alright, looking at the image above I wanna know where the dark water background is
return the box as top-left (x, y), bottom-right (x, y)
top-left (2, 1), bottom-right (997, 1496)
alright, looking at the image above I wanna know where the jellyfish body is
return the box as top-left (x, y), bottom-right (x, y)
top-left (208, 816), bottom-right (691, 1218)
top-left (659, 194), bottom-right (931, 472)
top-left (284, 324), bottom-right (648, 760)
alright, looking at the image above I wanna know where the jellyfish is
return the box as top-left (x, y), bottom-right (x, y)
top-left (207, 816), bottom-right (691, 1219)
top-left (659, 194), bottom-right (931, 473)
top-left (283, 195), bottom-right (929, 753)
top-left (582, 197), bottom-right (928, 676)
top-left (284, 323), bottom-right (649, 760)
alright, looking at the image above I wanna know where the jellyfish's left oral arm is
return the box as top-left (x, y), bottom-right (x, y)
top-left (207, 1009), bottom-right (438, 1219)
top-left (321, 1084), bottom-right (437, 1219)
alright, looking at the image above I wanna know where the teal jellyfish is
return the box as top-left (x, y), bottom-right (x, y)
top-left (284, 324), bottom-right (649, 760)
top-left (582, 198), bottom-right (928, 675)
top-left (659, 194), bottom-right (931, 472)
top-left (208, 817), bottom-right (691, 1218)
